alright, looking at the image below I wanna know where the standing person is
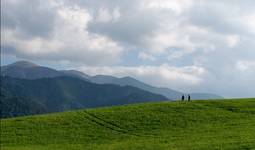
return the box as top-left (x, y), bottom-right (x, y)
top-left (188, 94), bottom-right (191, 102)
top-left (181, 95), bottom-right (185, 101)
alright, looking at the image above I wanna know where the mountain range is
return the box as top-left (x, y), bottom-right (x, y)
top-left (1, 61), bottom-right (223, 100)
top-left (1, 61), bottom-right (223, 118)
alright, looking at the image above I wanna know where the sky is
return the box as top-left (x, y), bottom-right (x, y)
top-left (1, 0), bottom-right (255, 98)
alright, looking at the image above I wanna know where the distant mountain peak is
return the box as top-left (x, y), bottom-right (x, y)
top-left (8, 61), bottom-right (38, 68)
top-left (93, 75), bottom-right (116, 78)
top-left (60, 70), bottom-right (90, 79)
top-left (121, 76), bottom-right (134, 80)
top-left (61, 70), bottom-right (87, 75)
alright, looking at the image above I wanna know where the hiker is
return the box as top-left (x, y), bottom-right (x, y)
top-left (181, 95), bottom-right (185, 101)
top-left (188, 94), bottom-right (191, 101)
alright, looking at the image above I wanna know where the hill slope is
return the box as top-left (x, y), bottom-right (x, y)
top-left (1, 76), bottom-right (167, 117)
top-left (1, 98), bottom-right (255, 150)
top-left (0, 88), bottom-right (47, 118)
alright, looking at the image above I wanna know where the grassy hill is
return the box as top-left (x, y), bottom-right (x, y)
top-left (1, 98), bottom-right (255, 150)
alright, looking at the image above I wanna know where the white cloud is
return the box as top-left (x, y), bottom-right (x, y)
top-left (226, 35), bottom-right (240, 48)
top-left (236, 60), bottom-right (255, 72)
top-left (2, 1), bottom-right (124, 65)
top-left (245, 14), bottom-right (255, 33)
top-left (96, 8), bottom-right (112, 23)
top-left (95, 7), bottom-right (121, 23)
top-left (167, 51), bottom-right (184, 60)
top-left (141, 0), bottom-right (193, 15)
top-left (112, 7), bottom-right (121, 21)
top-left (138, 52), bottom-right (155, 61)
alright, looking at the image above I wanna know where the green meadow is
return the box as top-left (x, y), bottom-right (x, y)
top-left (1, 98), bottom-right (255, 150)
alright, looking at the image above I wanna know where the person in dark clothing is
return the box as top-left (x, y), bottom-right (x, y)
top-left (181, 95), bottom-right (185, 101)
top-left (188, 94), bottom-right (191, 101)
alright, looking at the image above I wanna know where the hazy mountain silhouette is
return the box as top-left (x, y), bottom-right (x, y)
top-left (90, 76), bottom-right (183, 100)
top-left (59, 70), bottom-right (90, 81)
top-left (89, 76), bottom-right (223, 100)
top-left (189, 93), bottom-right (223, 100)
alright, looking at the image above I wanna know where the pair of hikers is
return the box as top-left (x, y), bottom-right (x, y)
top-left (181, 94), bottom-right (191, 101)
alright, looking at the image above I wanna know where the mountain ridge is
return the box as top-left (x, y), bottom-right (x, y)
top-left (1, 61), bottom-right (223, 100)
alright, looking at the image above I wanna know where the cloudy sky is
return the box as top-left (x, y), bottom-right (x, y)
top-left (1, 0), bottom-right (255, 98)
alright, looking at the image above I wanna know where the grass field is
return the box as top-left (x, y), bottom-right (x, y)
top-left (1, 98), bottom-right (255, 150)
